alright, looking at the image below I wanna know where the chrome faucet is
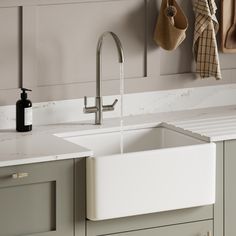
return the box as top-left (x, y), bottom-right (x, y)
top-left (84, 31), bottom-right (124, 125)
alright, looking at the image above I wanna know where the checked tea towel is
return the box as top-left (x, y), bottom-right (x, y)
top-left (193, 0), bottom-right (222, 80)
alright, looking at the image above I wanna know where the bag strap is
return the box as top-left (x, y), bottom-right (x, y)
top-left (167, 0), bottom-right (174, 6)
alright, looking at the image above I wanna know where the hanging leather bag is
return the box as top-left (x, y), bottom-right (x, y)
top-left (154, 0), bottom-right (188, 51)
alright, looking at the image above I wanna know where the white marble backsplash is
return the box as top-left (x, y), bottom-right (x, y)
top-left (1, 83), bottom-right (236, 129)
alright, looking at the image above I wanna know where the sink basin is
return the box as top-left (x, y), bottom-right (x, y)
top-left (62, 126), bottom-right (216, 221)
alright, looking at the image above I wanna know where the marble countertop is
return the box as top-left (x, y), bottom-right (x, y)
top-left (1, 105), bottom-right (236, 167)
top-left (0, 133), bottom-right (93, 167)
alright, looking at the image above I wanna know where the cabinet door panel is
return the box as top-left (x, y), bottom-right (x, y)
top-left (0, 160), bottom-right (73, 236)
top-left (0, 181), bottom-right (56, 235)
top-left (107, 220), bottom-right (213, 236)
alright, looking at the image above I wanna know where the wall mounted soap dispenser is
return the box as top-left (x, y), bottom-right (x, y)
top-left (16, 88), bottom-right (32, 132)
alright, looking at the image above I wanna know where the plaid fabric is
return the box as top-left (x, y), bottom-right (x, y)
top-left (193, 0), bottom-right (222, 80)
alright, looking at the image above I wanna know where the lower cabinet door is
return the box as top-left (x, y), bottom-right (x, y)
top-left (0, 160), bottom-right (74, 236)
top-left (105, 220), bottom-right (213, 236)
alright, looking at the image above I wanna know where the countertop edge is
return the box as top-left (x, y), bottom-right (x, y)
top-left (0, 150), bottom-right (93, 168)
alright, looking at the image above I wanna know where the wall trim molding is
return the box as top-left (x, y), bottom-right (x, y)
top-left (0, 0), bottom-right (235, 106)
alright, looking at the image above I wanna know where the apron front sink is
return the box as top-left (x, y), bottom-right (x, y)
top-left (62, 126), bottom-right (216, 221)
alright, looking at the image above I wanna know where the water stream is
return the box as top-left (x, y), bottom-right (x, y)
top-left (120, 63), bottom-right (124, 154)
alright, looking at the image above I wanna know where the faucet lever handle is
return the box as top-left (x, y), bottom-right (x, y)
top-left (103, 98), bottom-right (118, 112)
top-left (83, 96), bottom-right (98, 114)
top-left (84, 96), bottom-right (87, 108)
top-left (112, 99), bottom-right (118, 107)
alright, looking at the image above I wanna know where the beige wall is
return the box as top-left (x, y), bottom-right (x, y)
top-left (0, 0), bottom-right (235, 105)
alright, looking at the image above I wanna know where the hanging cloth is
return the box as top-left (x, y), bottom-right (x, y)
top-left (193, 0), bottom-right (222, 80)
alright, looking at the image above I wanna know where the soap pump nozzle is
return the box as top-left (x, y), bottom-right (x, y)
top-left (21, 88), bottom-right (32, 100)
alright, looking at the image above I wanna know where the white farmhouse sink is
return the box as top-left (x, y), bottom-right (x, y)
top-left (63, 126), bottom-right (216, 221)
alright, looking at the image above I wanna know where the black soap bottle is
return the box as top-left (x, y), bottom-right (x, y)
top-left (16, 88), bottom-right (32, 132)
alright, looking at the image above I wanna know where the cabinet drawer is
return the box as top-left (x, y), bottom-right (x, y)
top-left (87, 205), bottom-right (213, 236)
top-left (0, 160), bottom-right (74, 236)
top-left (108, 220), bottom-right (213, 236)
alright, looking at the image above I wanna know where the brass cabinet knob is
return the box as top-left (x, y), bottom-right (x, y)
top-left (207, 231), bottom-right (212, 236)
top-left (12, 172), bottom-right (29, 179)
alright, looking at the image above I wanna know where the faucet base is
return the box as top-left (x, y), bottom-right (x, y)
top-left (95, 97), bottom-right (103, 125)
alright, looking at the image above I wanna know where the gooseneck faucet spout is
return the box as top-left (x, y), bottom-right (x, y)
top-left (84, 31), bottom-right (124, 125)
top-left (97, 31), bottom-right (124, 98)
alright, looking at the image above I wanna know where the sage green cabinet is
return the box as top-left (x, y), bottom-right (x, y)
top-left (75, 158), bottom-right (86, 236)
top-left (213, 142), bottom-right (224, 236)
top-left (89, 220), bottom-right (213, 236)
top-left (224, 140), bottom-right (236, 236)
top-left (0, 160), bottom-right (74, 236)
top-left (214, 140), bottom-right (236, 236)
top-left (87, 205), bottom-right (213, 236)
top-left (0, 149), bottom-right (219, 236)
